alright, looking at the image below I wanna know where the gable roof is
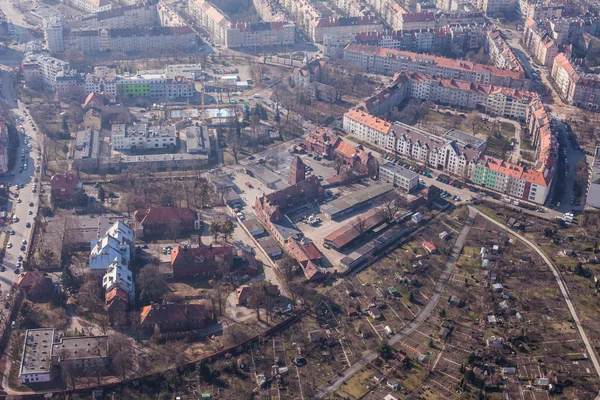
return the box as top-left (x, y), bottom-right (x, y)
top-left (18, 271), bottom-right (46, 289)
top-left (140, 302), bottom-right (207, 326)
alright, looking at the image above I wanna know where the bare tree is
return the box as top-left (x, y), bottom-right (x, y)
top-left (466, 110), bottom-right (480, 135)
top-left (380, 191), bottom-right (407, 222)
top-left (333, 157), bottom-right (344, 175)
top-left (109, 333), bottom-right (134, 380)
top-left (352, 215), bottom-right (368, 236)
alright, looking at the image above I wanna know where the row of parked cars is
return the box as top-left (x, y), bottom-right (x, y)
top-left (436, 176), bottom-right (463, 189)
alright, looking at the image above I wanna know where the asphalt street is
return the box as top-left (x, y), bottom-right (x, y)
top-left (0, 70), bottom-right (42, 289)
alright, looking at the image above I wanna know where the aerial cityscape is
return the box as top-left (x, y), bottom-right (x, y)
top-left (0, 0), bottom-right (599, 397)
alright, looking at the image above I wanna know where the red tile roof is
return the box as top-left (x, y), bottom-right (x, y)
top-left (140, 302), bottom-right (207, 328)
top-left (423, 241), bottom-right (437, 252)
top-left (50, 172), bottom-right (81, 198)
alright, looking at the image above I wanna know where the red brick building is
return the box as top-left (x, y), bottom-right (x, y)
top-left (106, 287), bottom-right (129, 325)
top-left (333, 142), bottom-right (379, 177)
top-left (134, 207), bottom-right (200, 238)
top-left (305, 127), bottom-right (340, 159)
top-left (140, 302), bottom-right (209, 333)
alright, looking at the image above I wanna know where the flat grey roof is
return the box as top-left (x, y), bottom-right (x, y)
top-left (444, 128), bottom-right (486, 150)
top-left (257, 236), bottom-right (282, 254)
top-left (242, 218), bottom-right (265, 233)
top-left (208, 173), bottom-right (235, 190)
top-left (380, 162), bottom-right (419, 180)
top-left (246, 164), bottom-right (283, 187)
top-left (53, 336), bottom-right (108, 361)
top-left (321, 183), bottom-right (393, 217)
top-left (20, 329), bottom-right (55, 376)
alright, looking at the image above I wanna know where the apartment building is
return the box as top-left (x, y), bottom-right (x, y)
top-left (486, 30), bottom-right (523, 73)
top-left (551, 53), bottom-right (580, 104)
top-left (85, 66), bottom-right (117, 99)
top-left (471, 156), bottom-right (551, 203)
top-left (522, 19), bottom-right (559, 67)
top-left (227, 21), bottom-right (295, 48)
top-left (586, 146), bottom-right (600, 208)
top-left (45, 16), bottom-right (196, 53)
top-left (68, 0), bottom-right (111, 14)
top-left (188, 0), bottom-right (295, 48)
top-left (111, 123), bottom-right (177, 150)
top-left (343, 43), bottom-right (529, 89)
top-left (115, 73), bottom-right (195, 99)
top-left (311, 16), bottom-right (384, 43)
top-left (75, 3), bottom-right (160, 30)
top-left (518, 0), bottom-right (564, 19)
top-left (22, 52), bottom-right (70, 90)
top-left (471, 0), bottom-right (515, 16)
top-left (102, 258), bottom-right (135, 301)
top-left (343, 110), bottom-right (483, 178)
top-left (379, 162), bottom-right (419, 192)
top-left (324, 28), bottom-right (453, 58)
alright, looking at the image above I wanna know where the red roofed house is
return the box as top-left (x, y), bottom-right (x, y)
top-left (134, 207), bottom-right (201, 238)
top-left (333, 141), bottom-right (379, 177)
top-left (50, 172), bottom-right (84, 204)
top-left (140, 302), bottom-right (209, 333)
top-left (171, 244), bottom-right (233, 279)
top-left (17, 271), bottom-right (51, 297)
top-left (106, 287), bottom-right (129, 325)
top-left (304, 127), bottom-right (341, 159)
top-left (286, 238), bottom-right (328, 281)
top-left (423, 241), bottom-right (437, 253)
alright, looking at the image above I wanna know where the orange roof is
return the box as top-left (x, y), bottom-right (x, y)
top-left (344, 43), bottom-right (525, 79)
top-left (479, 155), bottom-right (550, 186)
top-left (334, 141), bottom-right (359, 158)
top-left (344, 109), bottom-right (392, 134)
top-left (554, 53), bottom-right (580, 82)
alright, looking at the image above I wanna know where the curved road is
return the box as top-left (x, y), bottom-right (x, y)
top-left (316, 207), bottom-right (477, 398)
top-left (473, 206), bottom-right (600, 380)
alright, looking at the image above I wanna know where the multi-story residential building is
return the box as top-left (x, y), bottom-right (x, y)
top-left (379, 162), bottom-right (419, 192)
top-left (343, 43), bottom-right (529, 89)
top-left (45, 16), bottom-right (197, 53)
top-left (102, 259), bottom-right (135, 301)
top-left (311, 16), bottom-right (384, 43)
top-left (0, 117), bottom-right (9, 174)
top-left (343, 111), bottom-right (483, 178)
top-left (226, 21), bottom-right (295, 48)
top-left (188, 0), bottom-right (295, 48)
top-left (586, 146), bottom-right (600, 208)
top-left (471, 155), bottom-right (551, 203)
top-left (486, 31), bottom-right (523, 73)
top-left (85, 66), bottom-right (117, 99)
top-left (75, 3), bottom-right (159, 30)
top-left (68, 0), bottom-right (111, 14)
top-left (89, 220), bottom-right (135, 272)
top-left (522, 19), bottom-right (559, 67)
top-left (471, 0), bottom-right (515, 16)
top-left (551, 53), bottom-right (580, 104)
top-left (111, 123), bottom-right (177, 150)
top-left (291, 56), bottom-right (325, 89)
top-left (518, 0), bottom-right (564, 19)
top-left (115, 73), bottom-right (195, 100)
top-left (21, 52), bottom-right (71, 90)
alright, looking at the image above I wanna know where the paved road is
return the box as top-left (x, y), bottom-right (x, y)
top-left (0, 71), bottom-right (43, 288)
top-left (316, 207), bottom-right (477, 398)
top-left (473, 206), bottom-right (600, 381)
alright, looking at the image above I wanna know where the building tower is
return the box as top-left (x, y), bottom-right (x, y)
top-left (289, 156), bottom-right (306, 186)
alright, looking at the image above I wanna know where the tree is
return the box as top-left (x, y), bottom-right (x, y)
top-left (37, 249), bottom-right (56, 268)
top-left (408, 291), bottom-right (415, 303)
top-left (377, 342), bottom-right (394, 360)
top-left (78, 277), bottom-right (103, 313)
top-left (137, 265), bottom-right (169, 304)
top-left (352, 215), bottom-right (368, 236)
top-left (227, 119), bottom-right (244, 163)
top-left (109, 333), bottom-right (134, 380)
top-left (333, 157), bottom-right (344, 175)
top-left (196, 360), bottom-right (213, 383)
top-left (97, 186), bottom-right (105, 203)
top-left (380, 190), bottom-right (407, 222)
top-left (165, 219), bottom-right (183, 242)
top-left (209, 221), bottom-right (221, 242)
top-left (61, 265), bottom-right (77, 293)
top-left (220, 220), bottom-right (234, 242)
top-left (466, 110), bottom-right (480, 135)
